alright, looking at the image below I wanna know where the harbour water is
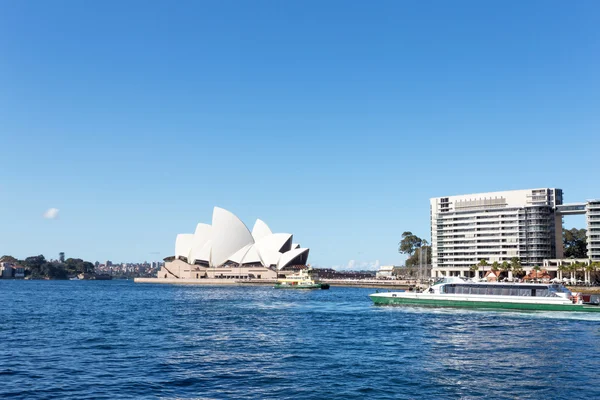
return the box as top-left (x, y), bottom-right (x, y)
top-left (1, 280), bottom-right (600, 399)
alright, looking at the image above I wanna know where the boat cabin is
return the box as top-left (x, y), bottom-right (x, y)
top-left (432, 278), bottom-right (572, 299)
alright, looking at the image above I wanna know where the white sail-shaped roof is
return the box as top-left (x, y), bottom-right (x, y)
top-left (175, 234), bottom-right (194, 260)
top-left (255, 233), bottom-right (292, 267)
top-left (194, 223), bottom-right (212, 239)
top-left (170, 207), bottom-right (309, 270)
top-left (278, 248), bottom-right (309, 270)
top-left (228, 244), bottom-right (253, 264)
top-left (188, 223), bottom-right (212, 263)
top-left (190, 240), bottom-right (212, 264)
top-left (241, 245), bottom-right (262, 264)
top-left (251, 219), bottom-right (273, 241)
top-left (256, 233), bottom-right (292, 254)
top-left (210, 207), bottom-right (254, 267)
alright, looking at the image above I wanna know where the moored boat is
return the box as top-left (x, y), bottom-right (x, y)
top-left (369, 277), bottom-right (600, 312)
top-left (275, 268), bottom-right (330, 290)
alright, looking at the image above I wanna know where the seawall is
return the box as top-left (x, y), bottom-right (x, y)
top-left (134, 277), bottom-right (412, 289)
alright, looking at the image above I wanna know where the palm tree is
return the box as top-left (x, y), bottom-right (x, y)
top-left (567, 263), bottom-right (579, 281)
top-left (474, 259), bottom-right (488, 279)
top-left (585, 262), bottom-right (597, 284)
top-left (590, 262), bottom-right (600, 284)
top-left (557, 264), bottom-right (568, 280)
top-left (490, 261), bottom-right (500, 280)
top-left (469, 264), bottom-right (480, 278)
top-left (500, 261), bottom-right (511, 280)
top-left (511, 257), bottom-right (524, 278)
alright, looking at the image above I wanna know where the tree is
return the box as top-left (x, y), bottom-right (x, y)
top-left (588, 262), bottom-right (600, 283)
top-left (511, 257), bottom-right (524, 278)
top-left (22, 255), bottom-right (46, 277)
top-left (473, 259), bottom-right (488, 279)
top-left (0, 255), bottom-right (18, 263)
top-left (398, 232), bottom-right (424, 256)
top-left (563, 228), bottom-right (587, 258)
top-left (567, 262), bottom-right (580, 280)
top-left (500, 261), bottom-right (511, 279)
top-left (469, 264), bottom-right (480, 278)
top-left (405, 245), bottom-right (432, 268)
top-left (558, 265), bottom-right (569, 280)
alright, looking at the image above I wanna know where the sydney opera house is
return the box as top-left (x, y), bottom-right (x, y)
top-left (156, 207), bottom-right (309, 280)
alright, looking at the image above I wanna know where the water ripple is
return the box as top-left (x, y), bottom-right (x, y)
top-left (1, 280), bottom-right (599, 399)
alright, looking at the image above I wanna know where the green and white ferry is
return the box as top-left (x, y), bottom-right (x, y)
top-left (274, 268), bottom-right (330, 290)
top-left (369, 277), bottom-right (600, 312)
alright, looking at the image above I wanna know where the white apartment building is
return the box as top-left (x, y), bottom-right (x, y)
top-left (430, 188), bottom-right (563, 278)
top-left (588, 200), bottom-right (600, 261)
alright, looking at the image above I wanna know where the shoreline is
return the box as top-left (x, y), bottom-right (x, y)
top-left (133, 277), bottom-right (412, 289)
top-left (133, 277), bottom-right (600, 293)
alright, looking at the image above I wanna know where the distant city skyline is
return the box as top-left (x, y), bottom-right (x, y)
top-left (1, 1), bottom-right (598, 269)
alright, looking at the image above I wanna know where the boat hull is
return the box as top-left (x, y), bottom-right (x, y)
top-left (275, 283), bottom-right (329, 290)
top-left (369, 294), bottom-right (600, 312)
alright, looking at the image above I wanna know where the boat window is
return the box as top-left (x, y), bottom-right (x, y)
top-left (510, 287), bottom-right (518, 296)
top-left (519, 288), bottom-right (530, 296)
top-left (501, 287), bottom-right (510, 296)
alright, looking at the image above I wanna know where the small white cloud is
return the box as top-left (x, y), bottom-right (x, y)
top-left (43, 208), bottom-right (60, 219)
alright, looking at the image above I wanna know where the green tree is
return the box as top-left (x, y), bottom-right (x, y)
top-left (474, 259), bottom-right (488, 279)
top-left (398, 232), bottom-right (425, 256)
top-left (469, 264), bottom-right (480, 278)
top-left (563, 228), bottom-right (587, 258)
top-left (558, 264), bottom-right (568, 279)
top-left (500, 261), bottom-right (511, 279)
top-left (567, 262), bottom-right (579, 280)
top-left (511, 257), bottom-right (524, 278)
top-left (587, 262), bottom-right (600, 283)
top-left (0, 255), bottom-right (18, 263)
top-left (22, 255), bottom-right (46, 277)
top-left (405, 244), bottom-right (432, 267)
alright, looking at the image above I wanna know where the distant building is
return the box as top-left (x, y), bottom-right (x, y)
top-left (0, 263), bottom-right (23, 279)
top-left (376, 265), bottom-right (395, 279)
top-left (0, 263), bottom-right (14, 278)
top-left (59, 252), bottom-right (65, 263)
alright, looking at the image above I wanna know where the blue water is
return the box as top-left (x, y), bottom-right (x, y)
top-left (1, 280), bottom-right (600, 399)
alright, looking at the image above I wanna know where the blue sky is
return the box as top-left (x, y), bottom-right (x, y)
top-left (1, 1), bottom-right (599, 269)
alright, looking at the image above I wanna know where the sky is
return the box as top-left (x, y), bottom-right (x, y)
top-left (1, 1), bottom-right (599, 269)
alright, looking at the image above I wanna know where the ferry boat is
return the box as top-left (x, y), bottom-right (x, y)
top-left (275, 268), bottom-right (330, 290)
top-left (369, 277), bottom-right (600, 312)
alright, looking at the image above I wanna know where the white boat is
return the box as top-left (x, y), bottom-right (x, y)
top-left (369, 277), bottom-right (600, 312)
top-left (274, 268), bottom-right (330, 289)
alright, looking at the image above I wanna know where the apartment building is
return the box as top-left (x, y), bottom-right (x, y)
top-left (430, 188), bottom-right (563, 277)
top-left (588, 200), bottom-right (600, 261)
